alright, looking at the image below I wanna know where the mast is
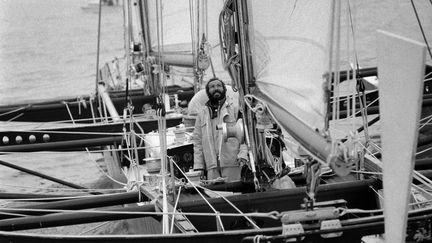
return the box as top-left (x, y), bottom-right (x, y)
top-left (137, 0), bottom-right (155, 94)
top-left (232, 0), bottom-right (261, 188)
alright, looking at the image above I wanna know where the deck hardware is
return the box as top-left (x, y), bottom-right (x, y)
top-left (282, 223), bottom-right (304, 242)
top-left (15, 136), bottom-right (22, 144)
top-left (320, 219), bottom-right (342, 238)
top-left (29, 135), bottom-right (36, 143)
top-left (43, 134), bottom-right (50, 142)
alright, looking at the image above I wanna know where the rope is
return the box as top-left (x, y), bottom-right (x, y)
top-left (0, 105), bottom-right (30, 118)
top-left (170, 186), bottom-right (183, 234)
top-left (0, 207), bottom-right (282, 219)
top-left (194, 183), bottom-right (260, 229)
top-left (411, 183), bottom-right (432, 200)
top-left (6, 113), bottom-right (24, 122)
top-left (169, 157), bottom-right (224, 218)
top-left (154, 0), bottom-right (171, 234)
top-left (85, 148), bottom-right (127, 186)
top-left (170, 157), bottom-right (259, 229)
top-left (253, 235), bottom-right (265, 243)
top-left (410, 0), bottom-right (432, 60)
top-left (416, 145), bottom-right (432, 156)
top-left (62, 101), bottom-right (76, 125)
top-left (89, 94), bottom-right (97, 123)
top-left (95, 0), bottom-right (103, 93)
top-left (413, 170), bottom-right (432, 192)
top-left (79, 221), bottom-right (111, 235)
top-left (419, 113), bottom-right (432, 130)
top-left (244, 94), bottom-right (328, 167)
top-left (0, 182), bottom-right (124, 195)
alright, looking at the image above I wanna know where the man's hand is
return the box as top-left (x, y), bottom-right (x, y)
top-left (195, 169), bottom-right (205, 180)
top-left (237, 158), bottom-right (248, 167)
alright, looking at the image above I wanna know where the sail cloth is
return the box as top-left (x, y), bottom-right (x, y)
top-left (145, 0), bottom-right (231, 83)
top-left (248, 0), bottom-right (333, 132)
top-left (147, 0), bottom-right (192, 53)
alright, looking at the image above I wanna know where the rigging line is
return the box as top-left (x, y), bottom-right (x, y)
top-left (368, 185), bottom-right (384, 201)
top-left (170, 186), bottom-right (183, 234)
top-left (2, 192), bottom-right (125, 202)
top-left (357, 142), bottom-right (381, 159)
top-left (244, 94), bottom-right (327, 167)
top-left (325, 0), bottom-right (337, 130)
top-left (89, 95), bottom-right (97, 123)
top-left (416, 145), bottom-right (432, 156)
top-left (0, 105), bottom-right (31, 117)
top-left (79, 221), bottom-right (111, 235)
top-left (6, 113), bottom-right (24, 122)
top-left (420, 113), bottom-right (432, 123)
top-left (350, 170), bottom-right (381, 175)
top-left (350, 96), bottom-right (378, 117)
top-left (245, 94), bottom-right (328, 165)
top-left (331, 0), bottom-right (342, 131)
top-left (0, 183), bottom-right (123, 193)
top-left (0, 212), bottom-right (27, 217)
top-left (0, 145), bottom-right (144, 155)
top-left (413, 170), bottom-right (432, 191)
top-left (190, 0), bottom-right (198, 78)
top-left (95, 0), bottom-right (103, 93)
top-left (132, 118), bottom-right (146, 147)
top-left (155, 0), bottom-right (170, 234)
top-left (169, 157), bottom-right (224, 216)
top-left (85, 148), bottom-right (127, 186)
top-left (411, 183), bottom-right (432, 199)
top-left (410, 0), bottom-right (432, 60)
top-left (7, 129), bottom-right (124, 136)
top-left (344, 200), bottom-right (432, 217)
top-left (0, 207), bottom-right (281, 219)
top-left (419, 113), bottom-right (432, 130)
top-left (347, 0), bottom-right (360, 72)
top-left (129, 110), bottom-right (141, 183)
top-left (347, 1), bottom-right (373, 147)
top-left (194, 183), bottom-right (260, 230)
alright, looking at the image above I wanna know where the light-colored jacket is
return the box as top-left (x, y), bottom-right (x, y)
top-left (193, 95), bottom-right (248, 171)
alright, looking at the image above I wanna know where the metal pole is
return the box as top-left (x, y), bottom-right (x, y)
top-left (0, 160), bottom-right (100, 194)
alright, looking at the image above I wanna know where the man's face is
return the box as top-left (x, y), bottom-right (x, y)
top-left (207, 80), bottom-right (226, 101)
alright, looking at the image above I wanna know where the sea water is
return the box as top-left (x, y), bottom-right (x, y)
top-left (0, 0), bottom-right (123, 194)
top-left (0, 0), bottom-right (124, 105)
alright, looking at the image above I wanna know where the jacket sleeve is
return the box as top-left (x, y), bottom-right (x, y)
top-left (237, 143), bottom-right (249, 161)
top-left (192, 113), bottom-right (205, 170)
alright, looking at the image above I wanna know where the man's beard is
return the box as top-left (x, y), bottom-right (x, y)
top-left (209, 90), bottom-right (226, 103)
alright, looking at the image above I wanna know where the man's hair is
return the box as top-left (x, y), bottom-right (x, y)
top-left (205, 78), bottom-right (226, 99)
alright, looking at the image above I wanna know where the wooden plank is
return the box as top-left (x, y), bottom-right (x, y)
top-left (377, 30), bottom-right (426, 243)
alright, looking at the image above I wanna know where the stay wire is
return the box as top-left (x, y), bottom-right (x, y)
top-left (410, 0), bottom-right (432, 60)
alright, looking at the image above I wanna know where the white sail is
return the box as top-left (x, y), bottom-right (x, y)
top-left (248, 0), bottom-right (333, 132)
top-left (147, 0), bottom-right (192, 52)
top-left (145, 0), bottom-right (230, 82)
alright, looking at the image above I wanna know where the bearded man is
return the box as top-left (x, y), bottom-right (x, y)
top-left (192, 78), bottom-right (248, 182)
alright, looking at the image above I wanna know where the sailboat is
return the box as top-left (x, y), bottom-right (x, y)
top-left (1, 0), bottom-right (432, 242)
top-left (81, 0), bottom-right (123, 13)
